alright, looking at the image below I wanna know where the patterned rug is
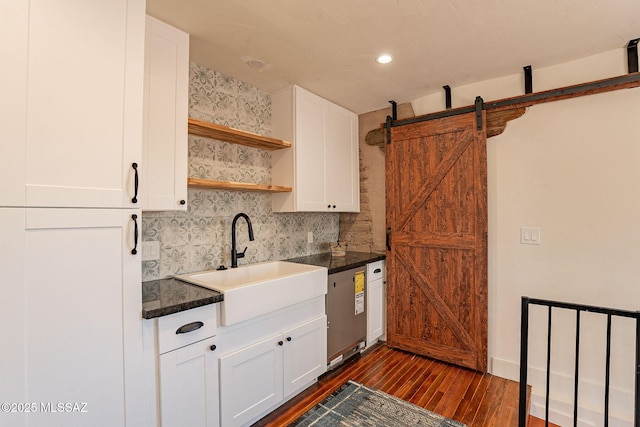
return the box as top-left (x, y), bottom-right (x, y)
top-left (289, 380), bottom-right (467, 426)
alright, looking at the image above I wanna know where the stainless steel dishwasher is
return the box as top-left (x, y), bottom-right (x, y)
top-left (326, 266), bottom-right (367, 368)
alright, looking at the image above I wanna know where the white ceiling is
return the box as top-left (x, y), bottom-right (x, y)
top-left (147, 0), bottom-right (640, 114)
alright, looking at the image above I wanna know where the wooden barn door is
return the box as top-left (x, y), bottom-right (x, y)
top-left (385, 111), bottom-right (488, 372)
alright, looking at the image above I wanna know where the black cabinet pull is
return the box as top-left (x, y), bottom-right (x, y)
top-left (176, 321), bottom-right (204, 334)
top-left (278, 340), bottom-right (284, 346)
top-left (374, 268), bottom-right (381, 274)
top-left (286, 337), bottom-right (292, 342)
top-left (210, 344), bottom-right (217, 351)
top-left (179, 199), bottom-right (186, 205)
top-left (131, 163), bottom-right (139, 204)
top-left (327, 205), bottom-right (331, 208)
top-left (332, 205), bottom-right (336, 208)
top-left (131, 214), bottom-right (138, 255)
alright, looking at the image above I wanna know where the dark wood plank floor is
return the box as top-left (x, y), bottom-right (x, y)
top-left (254, 343), bottom-right (527, 427)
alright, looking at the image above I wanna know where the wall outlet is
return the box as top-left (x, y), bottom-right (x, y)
top-left (520, 227), bottom-right (541, 245)
top-left (141, 241), bottom-right (160, 261)
top-left (307, 231), bottom-right (314, 243)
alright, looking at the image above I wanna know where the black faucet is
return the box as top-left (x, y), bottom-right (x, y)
top-left (231, 213), bottom-right (254, 268)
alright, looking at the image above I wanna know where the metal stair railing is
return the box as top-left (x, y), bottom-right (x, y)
top-left (518, 296), bottom-right (640, 427)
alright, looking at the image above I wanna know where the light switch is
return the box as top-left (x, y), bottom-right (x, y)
top-left (142, 241), bottom-right (160, 261)
top-left (307, 231), bottom-right (314, 243)
top-left (520, 227), bottom-right (541, 245)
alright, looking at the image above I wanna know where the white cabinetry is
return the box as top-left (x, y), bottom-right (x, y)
top-left (0, 208), bottom-right (143, 427)
top-left (219, 302), bottom-right (327, 427)
top-left (219, 334), bottom-right (284, 427)
top-left (366, 260), bottom-right (386, 348)
top-left (0, 1), bottom-right (145, 426)
top-left (142, 16), bottom-right (189, 211)
top-left (156, 305), bottom-right (220, 427)
top-left (272, 85), bottom-right (360, 212)
top-left (1, 0), bottom-right (145, 208)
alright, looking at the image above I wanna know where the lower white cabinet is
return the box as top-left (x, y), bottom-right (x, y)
top-left (366, 260), bottom-right (386, 348)
top-left (151, 304), bottom-right (220, 427)
top-left (219, 315), bottom-right (327, 427)
top-left (0, 208), bottom-right (143, 427)
top-left (219, 333), bottom-right (283, 427)
top-left (159, 336), bottom-right (220, 427)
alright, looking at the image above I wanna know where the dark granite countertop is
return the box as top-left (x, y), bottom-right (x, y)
top-left (142, 278), bottom-right (223, 319)
top-left (285, 251), bottom-right (385, 275)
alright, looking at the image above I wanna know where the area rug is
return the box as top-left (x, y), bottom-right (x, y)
top-left (289, 380), bottom-right (467, 426)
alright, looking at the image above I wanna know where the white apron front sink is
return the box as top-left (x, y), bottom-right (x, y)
top-left (175, 261), bottom-right (327, 326)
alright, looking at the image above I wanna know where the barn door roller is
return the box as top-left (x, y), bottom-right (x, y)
top-left (475, 96), bottom-right (484, 130)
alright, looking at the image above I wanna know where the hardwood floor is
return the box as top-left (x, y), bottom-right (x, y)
top-left (254, 343), bottom-right (527, 426)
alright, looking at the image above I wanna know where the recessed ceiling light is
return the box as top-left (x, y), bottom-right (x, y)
top-left (377, 54), bottom-right (393, 64)
top-left (241, 56), bottom-right (268, 71)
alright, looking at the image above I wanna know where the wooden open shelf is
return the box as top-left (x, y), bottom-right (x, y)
top-left (188, 178), bottom-right (292, 193)
top-left (188, 118), bottom-right (291, 151)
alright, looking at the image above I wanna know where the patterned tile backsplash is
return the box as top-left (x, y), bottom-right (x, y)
top-left (141, 63), bottom-right (339, 281)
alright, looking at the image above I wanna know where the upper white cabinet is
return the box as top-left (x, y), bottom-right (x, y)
top-left (0, 0), bottom-right (145, 208)
top-left (142, 16), bottom-right (189, 211)
top-left (271, 85), bottom-right (360, 212)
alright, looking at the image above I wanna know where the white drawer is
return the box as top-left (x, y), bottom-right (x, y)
top-left (157, 304), bottom-right (218, 354)
top-left (367, 260), bottom-right (385, 281)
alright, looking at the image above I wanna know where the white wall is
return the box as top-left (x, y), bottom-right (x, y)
top-left (412, 48), bottom-right (640, 426)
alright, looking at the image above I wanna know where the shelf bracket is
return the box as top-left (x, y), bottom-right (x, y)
top-left (389, 100), bottom-right (398, 120)
top-left (524, 65), bottom-right (533, 94)
top-left (443, 85), bottom-right (452, 109)
top-left (628, 38), bottom-right (639, 74)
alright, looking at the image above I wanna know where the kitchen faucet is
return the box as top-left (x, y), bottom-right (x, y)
top-left (231, 213), bottom-right (254, 268)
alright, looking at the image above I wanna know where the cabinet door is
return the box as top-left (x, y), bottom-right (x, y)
top-left (142, 16), bottom-right (189, 211)
top-left (283, 315), bottom-right (327, 397)
top-left (219, 334), bottom-right (284, 427)
top-left (0, 2), bottom-right (28, 206)
top-left (294, 87), bottom-right (329, 211)
top-left (0, 209), bottom-right (26, 427)
top-left (326, 104), bottom-right (360, 212)
top-left (367, 279), bottom-right (385, 345)
top-left (22, 0), bottom-right (144, 208)
top-left (22, 208), bottom-right (143, 427)
top-left (159, 336), bottom-right (219, 427)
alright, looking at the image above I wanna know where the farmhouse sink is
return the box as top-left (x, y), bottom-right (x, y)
top-left (175, 261), bottom-right (328, 326)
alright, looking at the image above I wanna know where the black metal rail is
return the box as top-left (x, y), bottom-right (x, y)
top-left (518, 297), bottom-right (640, 427)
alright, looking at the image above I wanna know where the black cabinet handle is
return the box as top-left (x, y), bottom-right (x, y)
top-left (210, 344), bottom-right (217, 351)
top-left (176, 321), bottom-right (204, 334)
top-left (278, 340), bottom-right (284, 346)
top-left (179, 199), bottom-right (186, 205)
top-left (332, 205), bottom-right (336, 208)
top-left (374, 268), bottom-right (381, 274)
top-left (131, 214), bottom-right (138, 255)
top-left (327, 205), bottom-right (331, 208)
top-left (131, 163), bottom-right (139, 204)
top-left (286, 337), bottom-right (292, 342)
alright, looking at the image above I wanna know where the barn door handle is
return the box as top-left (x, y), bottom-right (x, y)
top-left (386, 228), bottom-right (391, 251)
